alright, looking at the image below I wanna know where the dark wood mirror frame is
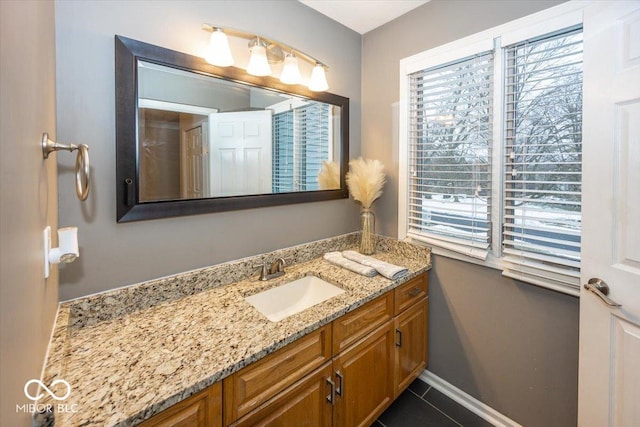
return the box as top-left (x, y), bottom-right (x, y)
top-left (115, 35), bottom-right (349, 222)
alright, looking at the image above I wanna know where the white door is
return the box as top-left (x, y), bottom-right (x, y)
top-left (579, 2), bottom-right (640, 426)
top-left (209, 111), bottom-right (272, 197)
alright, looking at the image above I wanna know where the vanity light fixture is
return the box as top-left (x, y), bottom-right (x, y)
top-left (204, 28), bottom-right (234, 67)
top-left (202, 24), bottom-right (329, 91)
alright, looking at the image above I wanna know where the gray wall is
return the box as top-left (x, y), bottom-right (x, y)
top-left (0, 1), bottom-right (59, 425)
top-left (429, 256), bottom-right (579, 426)
top-left (55, 1), bottom-right (361, 300)
top-left (361, 1), bottom-right (579, 426)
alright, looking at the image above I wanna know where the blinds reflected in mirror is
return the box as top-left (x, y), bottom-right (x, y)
top-left (272, 102), bottom-right (331, 193)
top-left (273, 110), bottom-right (294, 192)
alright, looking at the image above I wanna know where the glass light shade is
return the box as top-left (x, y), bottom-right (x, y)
top-left (280, 54), bottom-right (301, 85)
top-left (308, 64), bottom-right (329, 92)
top-left (204, 29), bottom-right (234, 67)
top-left (247, 44), bottom-right (271, 76)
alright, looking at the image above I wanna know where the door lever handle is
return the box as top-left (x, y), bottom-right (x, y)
top-left (584, 278), bottom-right (622, 308)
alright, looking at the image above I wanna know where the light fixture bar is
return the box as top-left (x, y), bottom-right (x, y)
top-left (201, 23), bottom-right (329, 71)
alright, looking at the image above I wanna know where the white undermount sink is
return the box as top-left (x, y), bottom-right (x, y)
top-left (245, 275), bottom-right (345, 322)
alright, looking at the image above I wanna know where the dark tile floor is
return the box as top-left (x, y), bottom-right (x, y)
top-left (373, 378), bottom-right (494, 427)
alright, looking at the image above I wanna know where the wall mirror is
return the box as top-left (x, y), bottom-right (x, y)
top-left (115, 35), bottom-right (349, 222)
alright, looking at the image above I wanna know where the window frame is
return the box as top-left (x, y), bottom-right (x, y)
top-left (398, 2), bottom-right (586, 296)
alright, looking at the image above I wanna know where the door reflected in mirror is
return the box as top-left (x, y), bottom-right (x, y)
top-left (137, 61), bottom-right (341, 203)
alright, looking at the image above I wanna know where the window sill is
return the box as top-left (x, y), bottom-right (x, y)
top-left (406, 236), bottom-right (580, 298)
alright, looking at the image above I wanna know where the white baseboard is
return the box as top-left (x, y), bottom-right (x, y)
top-left (419, 370), bottom-right (522, 427)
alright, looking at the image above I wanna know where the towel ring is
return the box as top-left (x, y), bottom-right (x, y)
top-left (42, 133), bottom-right (90, 201)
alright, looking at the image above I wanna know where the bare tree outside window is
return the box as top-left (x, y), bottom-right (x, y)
top-left (504, 29), bottom-right (583, 264)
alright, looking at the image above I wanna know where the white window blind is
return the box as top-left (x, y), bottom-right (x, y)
top-left (407, 52), bottom-right (494, 259)
top-left (502, 28), bottom-right (583, 290)
top-left (272, 110), bottom-right (294, 192)
top-left (294, 103), bottom-right (330, 191)
top-left (272, 102), bottom-right (330, 192)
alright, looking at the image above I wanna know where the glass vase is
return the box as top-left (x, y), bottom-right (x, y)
top-left (360, 207), bottom-right (376, 255)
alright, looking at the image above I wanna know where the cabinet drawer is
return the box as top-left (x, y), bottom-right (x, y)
top-left (230, 362), bottom-right (333, 427)
top-left (394, 274), bottom-right (428, 315)
top-left (138, 382), bottom-right (221, 427)
top-left (223, 324), bottom-right (331, 424)
top-left (332, 293), bottom-right (393, 354)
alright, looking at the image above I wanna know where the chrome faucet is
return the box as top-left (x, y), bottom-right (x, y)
top-left (257, 258), bottom-right (286, 281)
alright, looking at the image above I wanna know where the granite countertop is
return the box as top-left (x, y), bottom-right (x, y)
top-left (38, 234), bottom-right (431, 426)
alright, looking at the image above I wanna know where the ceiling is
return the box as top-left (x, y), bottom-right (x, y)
top-left (299, 0), bottom-right (430, 34)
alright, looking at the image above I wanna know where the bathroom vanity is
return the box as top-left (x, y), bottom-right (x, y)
top-left (141, 273), bottom-right (427, 426)
top-left (37, 234), bottom-right (430, 426)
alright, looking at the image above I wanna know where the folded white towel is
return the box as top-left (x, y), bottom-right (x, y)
top-left (342, 251), bottom-right (409, 280)
top-left (323, 252), bottom-right (378, 277)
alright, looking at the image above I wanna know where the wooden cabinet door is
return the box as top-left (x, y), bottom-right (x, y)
top-left (231, 363), bottom-right (333, 427)
top-left (138, 382), bottom-right (221, 427)
top-left (394, 297), bottom-right (428, 397)
top-left (332, 321), bottom-right (394, 427)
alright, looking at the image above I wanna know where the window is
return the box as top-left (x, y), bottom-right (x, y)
top-left (399, 4), bottom-right (584, 294)
top-left (502, 29), bottom-right (583, 288)
top-left (407, 52), bottom-right (494, 259)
